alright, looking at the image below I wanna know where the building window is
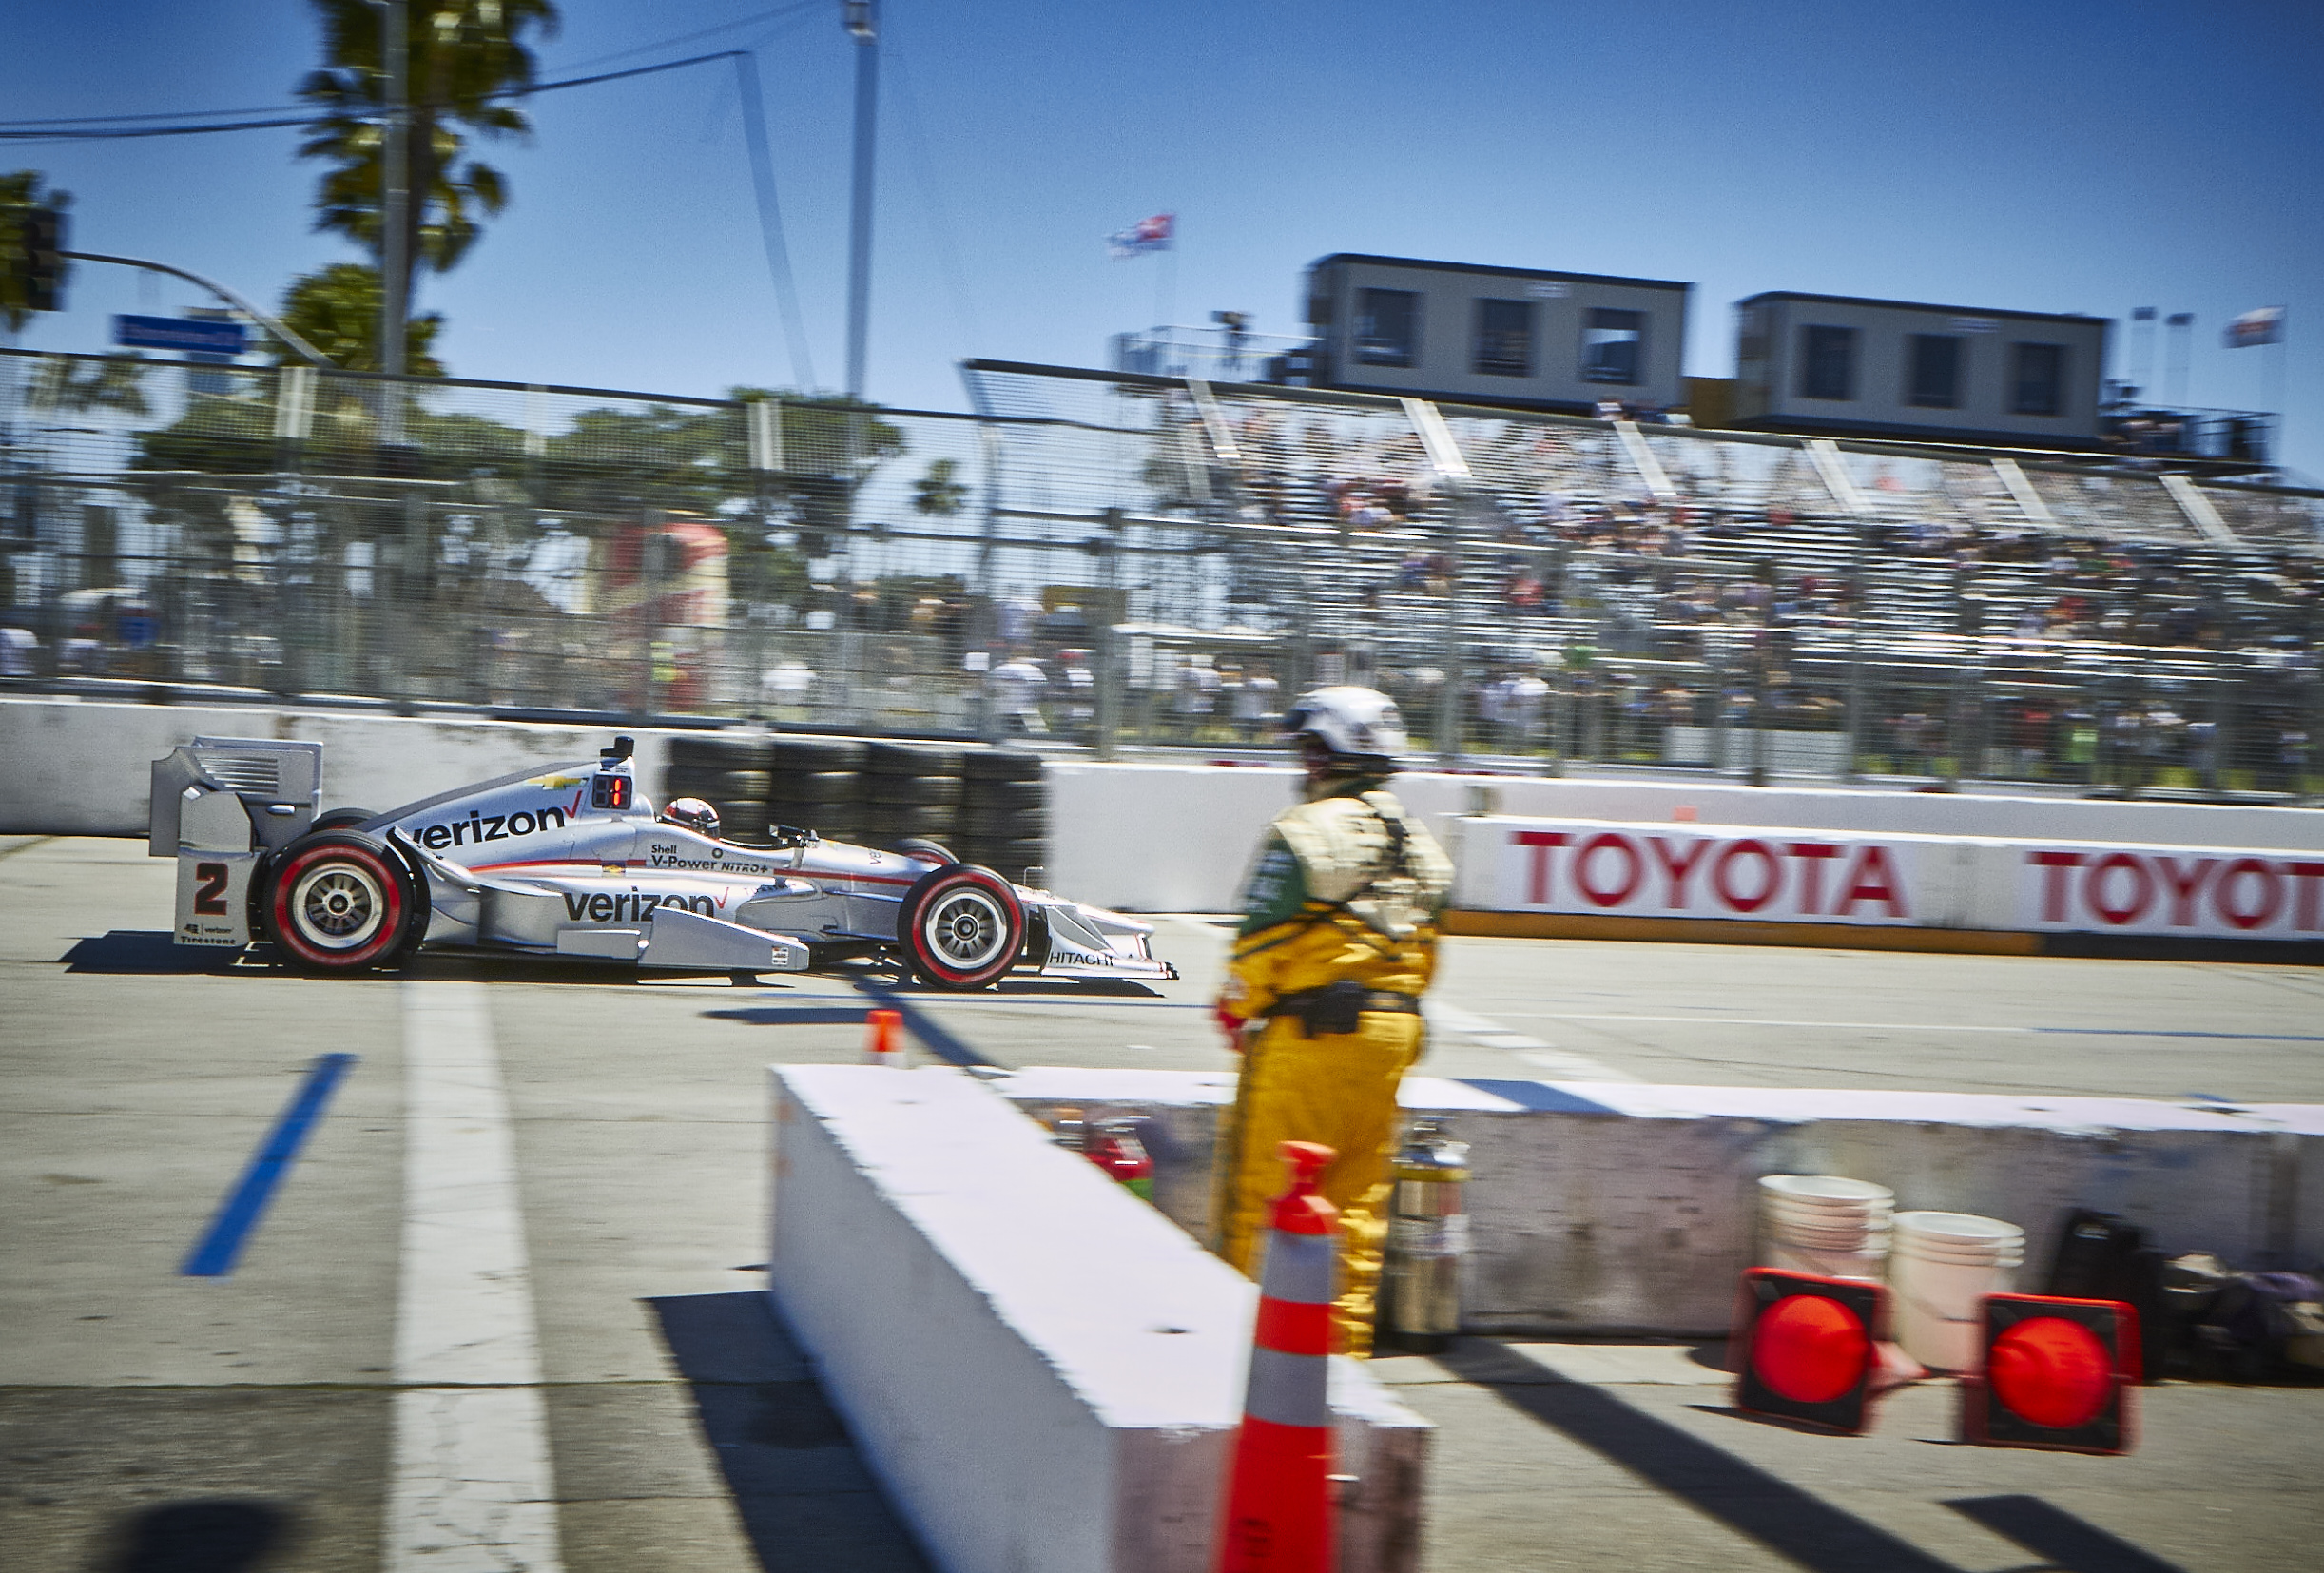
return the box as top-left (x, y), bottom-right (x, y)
top-left (1580, 309), bottom-right (1645, 385)
top-left (1907, 335), bottom-right (1963, 408)
top-left (1354, 289), bottom-right (1419, 367)
top-left (1798, 325), bottom-right (1856, 400)
top-left (2010, 342), bottom-right (2064, 416)
top-left (1473, 299), bottom-right (1533, 377)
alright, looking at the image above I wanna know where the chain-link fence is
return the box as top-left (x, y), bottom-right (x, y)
top-left (4, 346), bottom-right (2321, 796)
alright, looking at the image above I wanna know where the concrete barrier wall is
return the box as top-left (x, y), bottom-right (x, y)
top-left (1046, 759), bottom-right (2324, 913)
top-left (10, 694), bottom-right (2320, 915)
top-left (997, 1069), bottom-right (2324, 1338)
top-left (0, 696), bottom-right (689, 837)
top-left (1452, 815), bottom-right (2324, 941)
top-left (767, 1064), bottom-right (1428, 1573)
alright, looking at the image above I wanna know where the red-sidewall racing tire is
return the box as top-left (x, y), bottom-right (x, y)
top-left (261, 830), bottom-right (422, 974)
top-left (312, 807), bottom-right (380, 834)
top-left (897, 864), bottom-right (1026, 991)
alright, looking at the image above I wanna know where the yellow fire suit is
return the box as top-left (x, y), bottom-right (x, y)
top-left (1213, 775), bottom-right (1452, 1356)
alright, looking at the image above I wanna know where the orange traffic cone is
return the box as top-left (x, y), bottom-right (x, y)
top-left (1217, 1140), bottom-right (1339, 1573)
top-left (862, 1008), bottom-right (904, 1066)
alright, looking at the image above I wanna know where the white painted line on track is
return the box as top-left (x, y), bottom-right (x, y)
top-left (1496, 1012), bottom-right (2324, 1041)
top-left (1426, 1000), bottom-right (1633, 1081)
top-left (390, 981), bottom-right (563, 1573)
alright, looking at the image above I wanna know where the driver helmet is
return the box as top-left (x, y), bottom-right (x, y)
top-left (1282, 685), bottom-right (1408, 775)
top-left (658, 796), bottom-right (721, 838)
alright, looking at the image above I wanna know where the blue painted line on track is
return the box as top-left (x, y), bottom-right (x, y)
top-left (2031, 1028), bottom-right (2324, 1042)
top-left (181, 1052), bottom-right (358, 1278)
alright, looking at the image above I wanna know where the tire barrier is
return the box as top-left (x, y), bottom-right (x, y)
top-left (658, 733), bottom-right (1046, 874)
top-left (858, 741), bottom-right (964, 850)
top-left (958, 748), bottom-right (1048, 884)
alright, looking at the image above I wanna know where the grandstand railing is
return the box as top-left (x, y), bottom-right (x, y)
top-left (2, 347), bottom-right (2317, 798)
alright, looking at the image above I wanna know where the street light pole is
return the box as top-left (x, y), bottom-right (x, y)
top-left (377, 0), bottom-right (410, 394)
top-left (842, 0), bottom-right (878, 401)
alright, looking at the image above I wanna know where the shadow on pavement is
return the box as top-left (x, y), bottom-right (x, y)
top-left (60, 932), bottom-right (264, 975)
top-left (1437, 1339), bottom-right (1963, 1572)
top-left (648, 1291), bottom-right (931, 1573)
top-left (1946, 1496), bottom-right (2190, 1573)
top-left (703, 1006), bottom-right (886, 1028)
top-left (100, 1499), bottom-right (295, 1572)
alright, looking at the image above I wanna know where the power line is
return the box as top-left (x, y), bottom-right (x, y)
top-left (0, 45), bottom-right (778, 143)
top-left (0, 2), bottom-right (822, 137)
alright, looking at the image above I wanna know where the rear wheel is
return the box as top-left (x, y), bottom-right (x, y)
top-left (261, 830), bottom-right (421, 974)
top-left (312, 807), bottom-right (378, 834)
top-left (897, 864), bottom-right (1025, 990)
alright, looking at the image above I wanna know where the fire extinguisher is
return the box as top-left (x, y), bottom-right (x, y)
top-left (1383, 1117), bottom-right (1470, 1353)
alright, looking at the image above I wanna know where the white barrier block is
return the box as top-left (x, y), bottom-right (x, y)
top-left (767, 1065), bottom-right (1429, 1573)
top-left (993, 1070), bottom-right (2324, 1338)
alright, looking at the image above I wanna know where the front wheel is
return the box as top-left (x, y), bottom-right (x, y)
top-left (261, 830), bottom-right (421, 974)
top-left (897, 864), bottom-right (1025, 990)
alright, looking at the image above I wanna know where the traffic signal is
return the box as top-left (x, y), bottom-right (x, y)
top-left (1961, 1293), bottom-right (2140, 1455)
top-left (1731, 1268), bottom-right (1888, 1433)
top-left (23, 206), bottom-right (64, 312)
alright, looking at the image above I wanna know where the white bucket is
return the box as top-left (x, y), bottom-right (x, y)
top-left (1757, 1175), bottom-right (1894, 1282)
top-left (1889, 1211), bottom-right (2024, 1370)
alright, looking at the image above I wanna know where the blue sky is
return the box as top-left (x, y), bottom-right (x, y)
top-left (5, 0), bottom-right (2319, 476)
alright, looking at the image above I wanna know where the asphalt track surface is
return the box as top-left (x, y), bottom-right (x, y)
top-left (5, 835), bottom-right (2321, 1571)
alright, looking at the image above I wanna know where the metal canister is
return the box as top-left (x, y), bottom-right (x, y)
top-left (1383, 1117), bottom-right (1470, 1353)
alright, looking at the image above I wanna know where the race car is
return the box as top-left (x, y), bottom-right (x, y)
top-left (148, 733), bottom-right (1176, 990)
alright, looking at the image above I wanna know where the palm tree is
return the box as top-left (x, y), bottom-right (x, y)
top-left (295, 0), bottom-right (558, 321)
top-left (272, 262), bottom-right (445, 374)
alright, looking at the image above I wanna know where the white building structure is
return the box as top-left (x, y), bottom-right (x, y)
top-left (1732, 291), bottom-right (2111, 449)
top-left (1302, 253), bottom-right (1691, 416)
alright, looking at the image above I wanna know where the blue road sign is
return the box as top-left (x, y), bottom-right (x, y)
top-left (113, 314), bottom-right (247, 355)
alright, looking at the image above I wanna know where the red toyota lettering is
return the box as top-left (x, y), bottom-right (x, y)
top-left (1647, 836), bottom-right (1713, 909)
top-left (2154, 855), bottom-right (2217, 926)
top-left (2030, 851), bottom-right (2082, 922)
top-left (1835, 845), bottom-right (1908, 918)
top-left (1785, 843), bottom-right (1843, 915)
top-left (1513, 830), bottom-right (1568, 906)
top-left (2214, 858), bottom-right (2282, 932)
top-left (2086, 853), bottom-right (2153, 926)
top-left (1713, 839), bottom-right (1781, 914)
top-left (2292, 863), bottom-right (2324, 932)
top-left (1574, 832), bottom-right (1642, 908)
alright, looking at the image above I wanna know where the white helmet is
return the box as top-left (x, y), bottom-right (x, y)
top-left (1283, 685), bottom-right (1408, 770)
top-left (658, 796), bottom-right (721, 838)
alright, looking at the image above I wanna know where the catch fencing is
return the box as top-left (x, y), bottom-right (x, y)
top-left (2, 346), bottom-right (2319, 796)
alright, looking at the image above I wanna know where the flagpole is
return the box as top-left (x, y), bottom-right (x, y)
top-left (1157, 241), bottom-right (1177, 341)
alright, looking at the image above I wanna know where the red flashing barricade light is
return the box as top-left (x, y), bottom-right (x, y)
top-left (1731, 1269), bottom-right (1888, 1434)
top-left (1962, 1293), bottom-right (2140, 1455)
top-left (1085, 1117), bottom-right (1155, 1202)
top-left (1218, 1140), bottom-right (1338, 1573)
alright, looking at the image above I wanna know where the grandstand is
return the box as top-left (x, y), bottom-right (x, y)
top-left (1, 344), bottom-right (2317, 797)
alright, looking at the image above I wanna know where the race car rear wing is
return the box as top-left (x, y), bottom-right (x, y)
top-left (149, 737), bottom-right (323, 857)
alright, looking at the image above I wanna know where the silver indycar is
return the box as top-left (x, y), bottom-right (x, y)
top-left (149, 734), bottom-right (1175, 989)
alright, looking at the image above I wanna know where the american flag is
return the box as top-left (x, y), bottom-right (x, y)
top-left (1106, 212), bottom-right (1173, 259)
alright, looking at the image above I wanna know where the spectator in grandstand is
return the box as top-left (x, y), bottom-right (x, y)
top-left (989, 650), bottom-right (1050, 737)
top-left (1231, 664), bottom-right (1280, 743)
top-left (1057, 649), bottom-right (1096, 738)
top-left (0, 617), bottom-right (37, 678)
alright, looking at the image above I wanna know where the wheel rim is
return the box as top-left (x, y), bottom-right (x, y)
top-left (921, 886), bottom-right (1011, 973)
top-left (290, 860), bottom-right (388, 952)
